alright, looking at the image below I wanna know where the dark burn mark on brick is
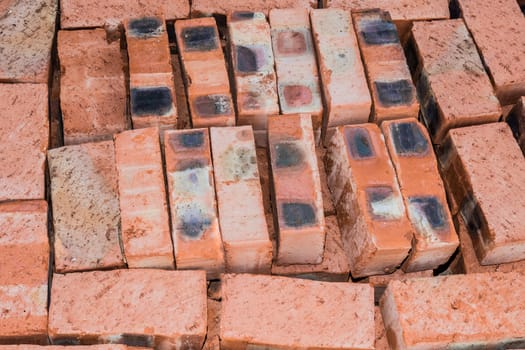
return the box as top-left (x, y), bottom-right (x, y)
top-left (131, 87), bottom-right (173, 116)
top-left (121, 334), bottom-right (154, 348)
top-left (359, 19), bottom-right (399, 45)
top-left (375, 80), bottom-right (414, 107)
top-left (193, 95), bottom-right (232, 117)
top-left (283, 85), bottom-right (312, 107)
top-left (182, 26), bottom-right (218, 51)
top-left (366, 186), bottom-right (402, 221)
top-left (178, 160), bottom-right (206, 171)
top-left (231, 11), bottom-right (255, 21)
top-left (179, 131), bottom-right (204, 148)
top-left (128, 17), bottom-right (163, 38)
top-left (277, 30), bottom-right (307, 55)
top-left (345, 127), bottom-right (375, 159)
top-left (460, 193), bottom-right (486, 243)
top-left (236, 46), bottom-right (258, 73)
top-left (409, 196), bottom-right (447, 230)
top-left (391, 122), bottom-right (429, 156)
top-left (179, 205), bottom-right (212, 239)
top-left (282, 202), bottom-right (317, 228)
top-left (275, 142), bottom-right (303, 168)
top-left (417, 73), bottom-right (441, 137)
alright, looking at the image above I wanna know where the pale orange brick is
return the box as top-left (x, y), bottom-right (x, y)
top-left (191, 0), bottom-right (316, 17)
top-left (363, 269), bottom-right (433, 303)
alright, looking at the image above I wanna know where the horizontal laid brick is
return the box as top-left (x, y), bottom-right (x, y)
top-left (362, 269), bottom-right (433, 304)
top-left (191, 0), bottom-right (316, 17)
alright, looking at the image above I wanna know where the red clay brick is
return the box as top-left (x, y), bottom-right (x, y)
top-left (325, 124), bottom-right (412, 277)
top-left (175, 18), bottom-right (236, 128)
top-left (457, 0), bottom-right (525, 105)
top-left (374, 307), bottom-right (389, 350)
top-left (381, 272), bottom-right (525, 349)
top-left (58, 29), bottom-right (128, 145)
top-left (441, 123), bottom-right (525, 265)
top-left (60, 0), bottom-right (189, 28)
top-left (210, 126), bottom-right (272, 274)
top-left (48, 141), bottom-right (125, 272)
top-left (381, 119), bottom-right (458, 272)
top-left (410, 19), bottom-right (501, 143)
top-left (271, 216), bottom-right (351, 281)
top-left (0, 201), bottom-right (48, 344)
top-left (227, 11), bottom-right (279, 130)
top-left (507, 96), bottom-right (525, 154)
top-left (268, 114), bottom-right (326, 264)
top-left (0, 84), bottom-right (48, 201)
top-left (0, 0), bottom-right (57, 83)
top-left (220, 274), bottom-right (374, 349)
top-left (310, 9), bottom-right (371, 140)
top-left (270, 9), bottom-right (323, 133)
top-left (363, 269), bottom-right (433, 304)
top-left (191, 0), bottom-right (317, 17)
top-left (49, 269), bottom-right (207, 348)
top-left (164, 129), bottom-right (225, 279)
top-left (114, 127), bottom-right (174, 269)
top-left (353, 10), bottom-right (419, 124)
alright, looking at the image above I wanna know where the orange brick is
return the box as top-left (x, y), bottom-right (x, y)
top-left (48, 141), bottom-right (125, 272)
top-left (270, 9), bottom-right (323, 133)
top-left (191, 0), bottom-right (316, 17)
top-left (0, 201), bottom-right (48, 344)
top-left (114, 127), bottom-right (174, 269)
top-left (58, 29), bottom-right (128, 145)
top-left (164, 129), bottom-right (225, 279)
top-left (60, 0), bottom-right (189, 28)
top-left (49, 270), bottom-right (207, 348)
top-left (507, 96), bottom-right (525, 153)
top-left (352, 10), bottom-right (419, 123)
top-left (268, 114), bottom-right (326, 264)
top-left (210, 126), bottom-right (272, 273)
top-left (374, 307), bottom-right (389, 350)
top-left (0, 84), bottom-right (48, 201)
top-left (325, 124), bottom-right (412, 278)
top-left (381, 119), bottom-right (458, 272)
top-left (363, 269), bottom-right (433, 304)
top-left (175, 18), bottom-right (235, 128)
top-left (410, 19), bottom-right (501, 143)
top-left (220, 274), bottom-right (374, 350)
top-left (381, 272), bottom-right (525, 349)
top-left (227, 11), bottom-right (279, 130)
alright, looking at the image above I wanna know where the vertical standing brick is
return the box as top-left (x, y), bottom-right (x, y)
top-left (0, 201), bottom-right (49, 344)
top-left (210, 126), bottom-right (272, 273)
top-left (310, 9), bottom-right (371, 142)
top-left (270, 9), bottom-right (323, 135)
top-left (125, 16), bottom-right (178, 130)
top-left (114, 127), bottom-right (174, 269)
top-left (49, 270), bottom-right (207, 348)
top-left (220, 274), bottom-right (374, 350)
top-left (353, 10), bottom-right (419, 124)
top-left (507, 96), bottom-right (525, 154)
top-left (440, 123), bottom-right (525, 265)
top-left (381, 119), bottom-right (458, 272)
top-left (325, 124), bottom-right (412, 278)
top-left (48, 141), bottom-right (125, 272)
top-left (457, 0), bottom-right (525, 105)
top-left (227, 11), bottom-right (279, 130)
top-left (381, 272), bottom-right (525, 349)
top-left (409, 19), bottom-right (501, 143)
top-left (268, 114), bottom-right (326, 264)
top-left (0, 84), bottom-right (48, 201)
top-left (164, 128), bottom-right (225, 279)
top-left (191, 0), bottom-right (316, 17)
top-left (58, 29), bottom-right (128, 145)
top-left (175, 18), bottom-right (236, 128)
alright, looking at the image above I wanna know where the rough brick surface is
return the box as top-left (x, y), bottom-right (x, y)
top-left (374, 307), bottom-right (389, 350)
top-left (363, 269), bottom-right (433, 303)
top-left (191, 0), bottom-right (317, 16)
top-left (49, 270), bottom-right (207, 348)
top-left (220, 274), bottom-right (374, 350)
top-left (0, 84), bottom-right (48, 201)
top-left (48, 141), bottom-right (125, 272)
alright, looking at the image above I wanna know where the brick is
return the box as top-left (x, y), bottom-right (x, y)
top-left (61, 0), bottom-right (189, 28)
top-left (270, 9), bottom-right (323, 133)
top-left (457, 0), bottom-right (525, 105)
top-left (271, 216), bottom-right (351, 281)
top-left (381, 272), bottom-right (525, 349)
top-left (363, 269), bottom-right (433, 304)
top-left (0, 201), bottom-right (48, 344)
top-left (352, 10), bottom-right (419, 123)
top-left (114, 127), bottom-right (174, 269)
top-left (440, 123), bottom-right (525, 265)
top-left (58, 29), bottom-right (128, 145)
top-left (410, 19), bottom-right (501, 144)
top-left (381, 119), bottom-right (458, 272)
top-left (125, 17), bottom-right (178, 130)
top-left (203, 299), bottom-right (221, 350)
top-left (48, 141), bottom-right (125, 272)
top-left (191, 0), bottom-right (316, 17)
top-left (268, 114), bottom-right (326, 264)
top-left (175, 18), bottom-right (236, 128)
top-left (0, 84), bottom-right (48, 201)
top-left (325, 124), bottom-right (412, 278)
top-left (227, 11), bottom-right (279, 130)
top-left (164, 129), bottom-right (225, 279)
top-left (49, 269), bottom-right (207, 348)
top-left (220, 274), bottom-right (374, 350)
top-left (210, 126), bottom-right (272, 273)
top-left (374, 307), bottom-right (389, 350)
top-left (0, 346), bottom-right (132, 350)
top-left (507, 96), bottom-right (525, 154)
top-left (0, 0), bottom-right (57, 83)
